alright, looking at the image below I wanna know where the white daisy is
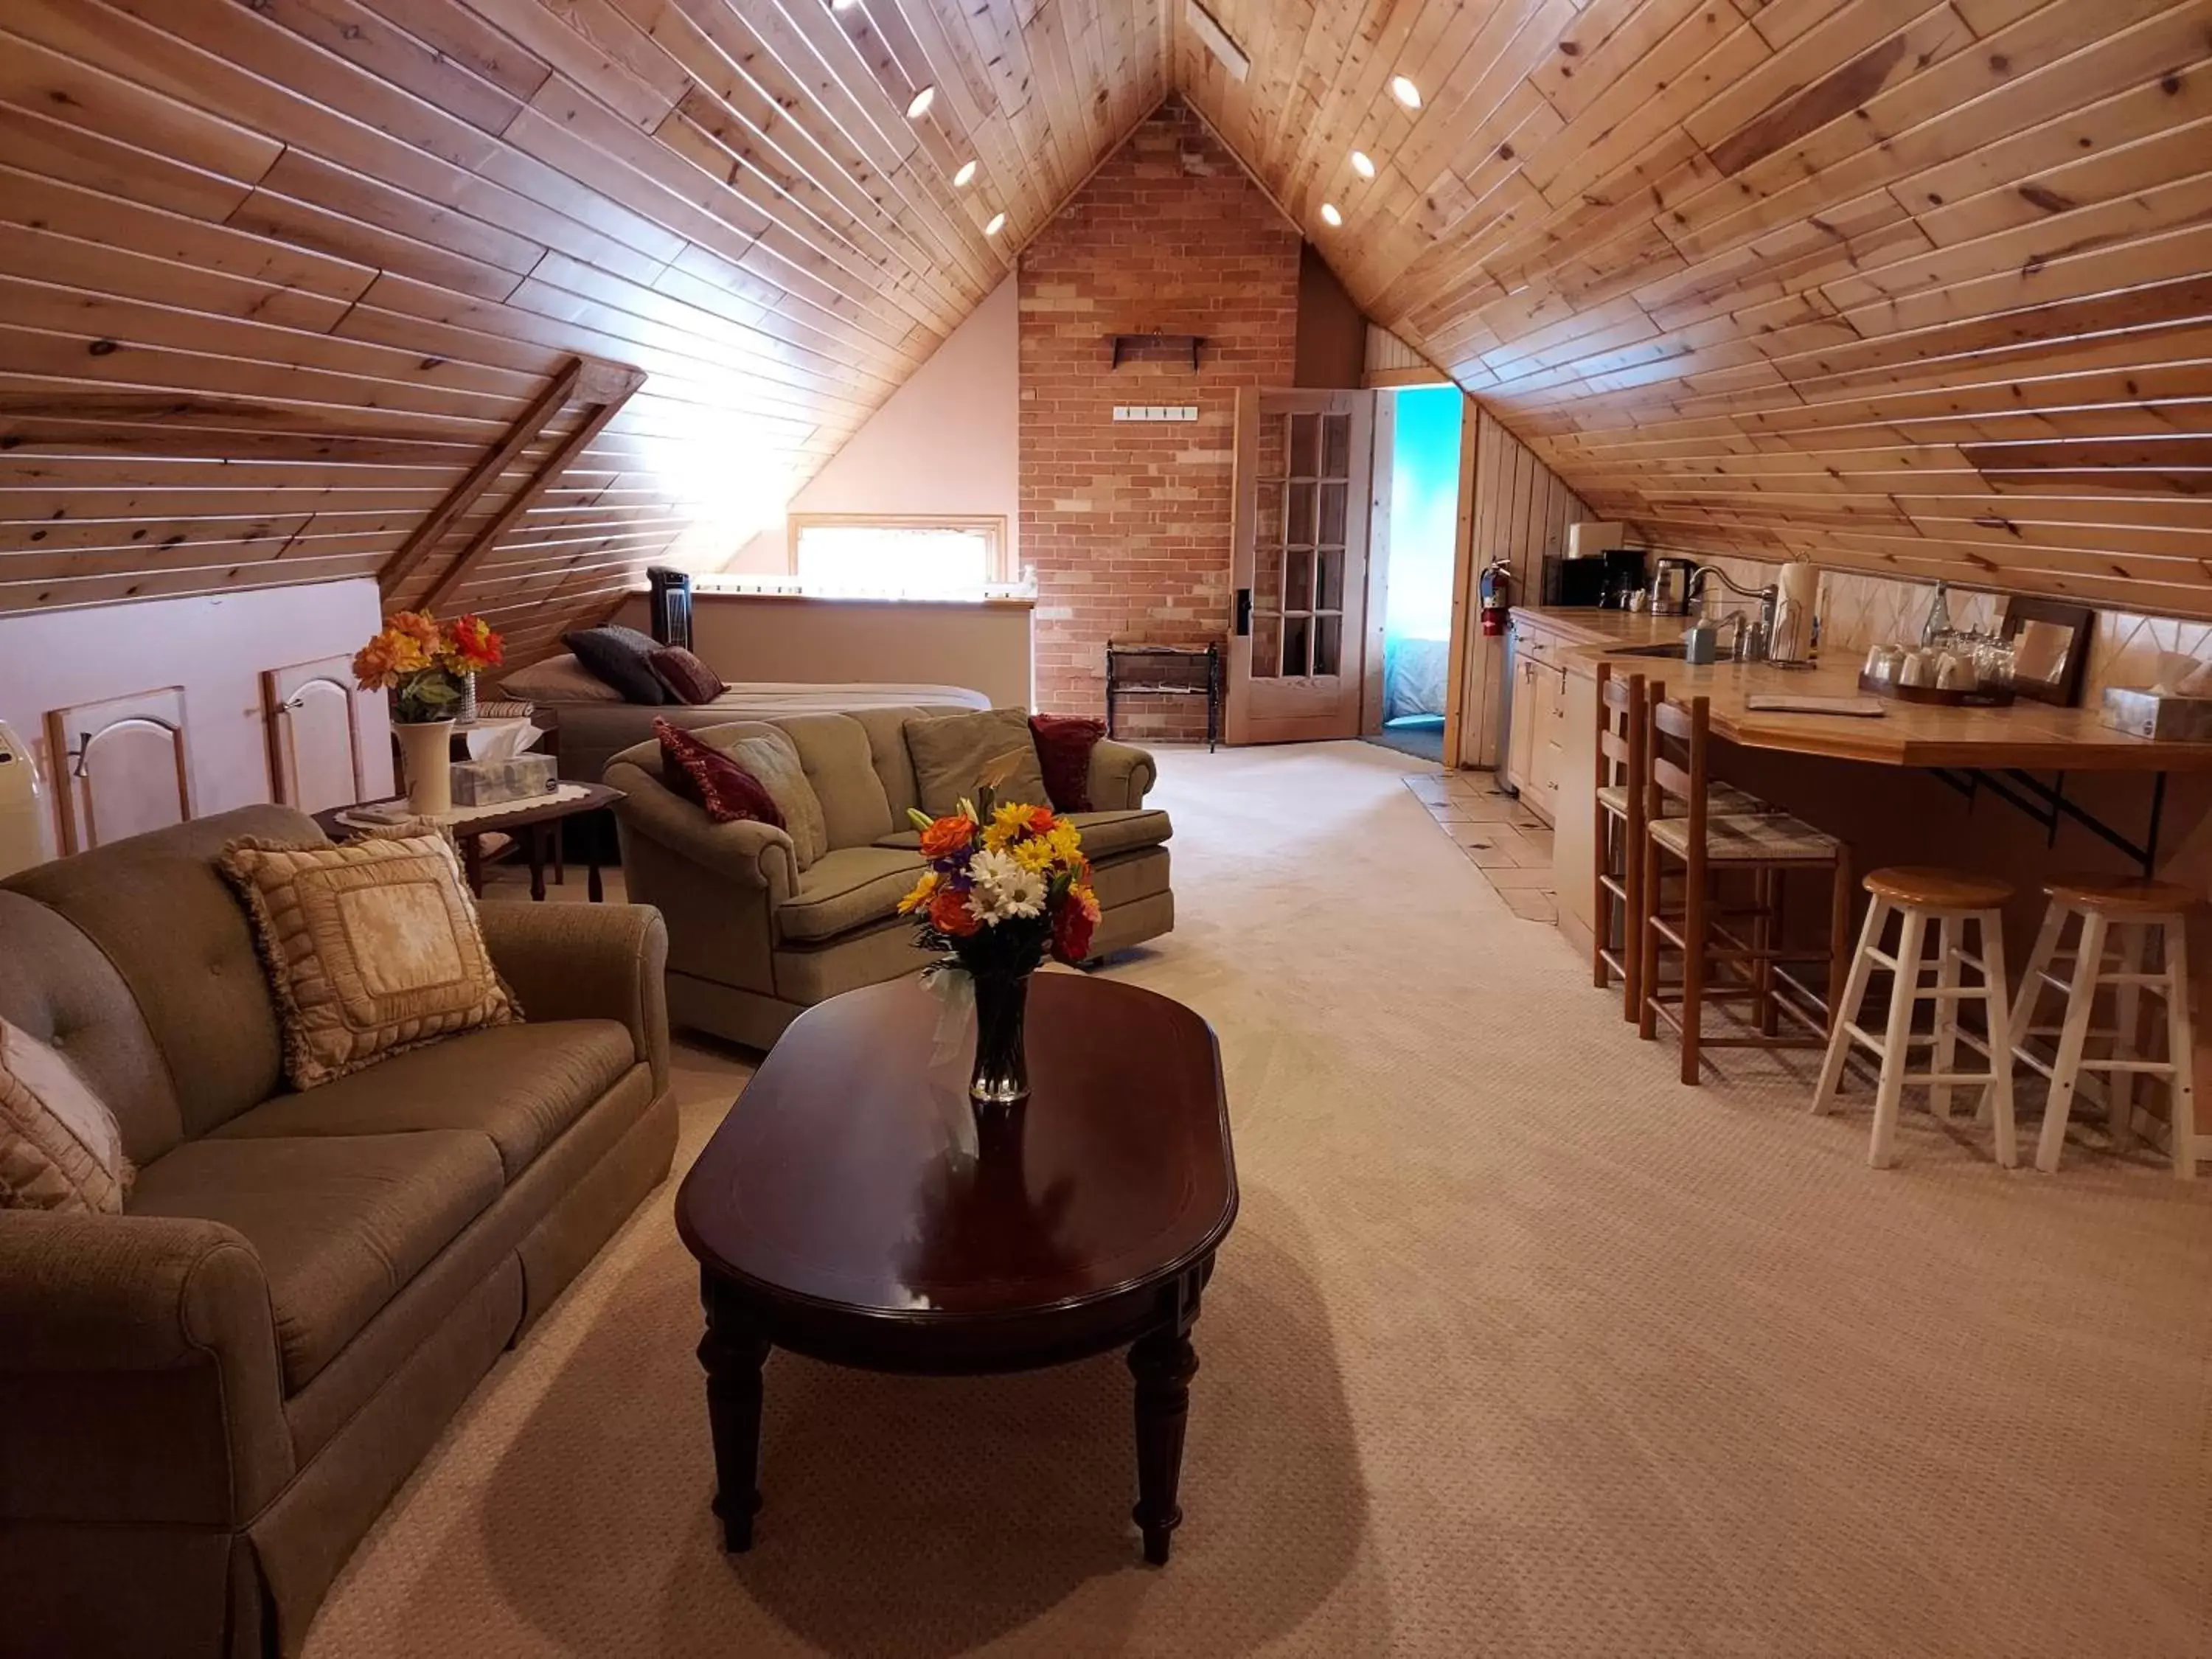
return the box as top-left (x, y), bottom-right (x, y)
top-left (965, 848), bottom-right (1048, 922)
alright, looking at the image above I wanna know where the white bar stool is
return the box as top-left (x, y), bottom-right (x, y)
top-left (2008, 875), bottom-right (2198, 1178)
top-left (1813, 866), bottom-right (2019, 1169)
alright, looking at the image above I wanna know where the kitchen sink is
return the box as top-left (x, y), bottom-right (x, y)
top-left (1609, 641), bottom-right (1738, 661)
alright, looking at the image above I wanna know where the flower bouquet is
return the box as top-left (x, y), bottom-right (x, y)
top-left (354, 611), bottom-right (504, 815)
top-left (898, 760), bottom-right (1100, 1107)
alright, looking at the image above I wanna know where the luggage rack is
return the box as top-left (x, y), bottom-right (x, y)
top-left (1105, 643), bottom-right (1221, 753)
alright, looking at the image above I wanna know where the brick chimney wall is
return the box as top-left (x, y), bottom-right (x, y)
top-left (1018, 97), bottom-right (1301, 742)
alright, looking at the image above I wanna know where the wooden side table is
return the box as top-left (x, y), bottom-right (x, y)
top-left (313, 781), bottom-right (622, 901)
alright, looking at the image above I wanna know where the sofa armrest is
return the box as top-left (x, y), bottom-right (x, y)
top-left (1087, 739), bottom-right (1158, 810)
top-left (479, 901), bottom-right (670, 1094)
top-left (607, 760), bottom-right (799, 901)
top-left (0, 1211), bottom-right (293, 1525)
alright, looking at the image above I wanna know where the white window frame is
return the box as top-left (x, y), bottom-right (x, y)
top-left (786, 512), bottom-right (1013, 594)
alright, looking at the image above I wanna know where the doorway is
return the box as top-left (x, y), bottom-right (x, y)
top-left (1368, 386), bottom-right (1462, 763)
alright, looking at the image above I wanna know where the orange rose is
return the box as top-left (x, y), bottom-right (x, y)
top-left (919, 814), bottom-right (975, 860)
top-left (928, 887), bottom-right (980, 936)
top-left (447, 613), bottom-right (504, 671)
top-left (1026, 805), bottom-right (1056, 834)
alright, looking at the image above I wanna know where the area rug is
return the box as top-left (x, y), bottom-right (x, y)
top-left (307, 742), bottom-right (2212, 1659)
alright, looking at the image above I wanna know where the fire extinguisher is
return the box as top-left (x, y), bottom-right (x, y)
top-left (1479, 559), bottom-right (1512, 637)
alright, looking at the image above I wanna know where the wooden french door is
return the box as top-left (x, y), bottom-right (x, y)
top-left (1226, 389), bottom-right (1376, 744)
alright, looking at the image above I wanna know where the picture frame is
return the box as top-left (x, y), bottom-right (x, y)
top-left (1998, 597), bottom-right (2096, 707)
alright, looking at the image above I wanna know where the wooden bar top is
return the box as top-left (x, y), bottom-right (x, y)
top-left (1512, 605), bottom-right (2212, 773)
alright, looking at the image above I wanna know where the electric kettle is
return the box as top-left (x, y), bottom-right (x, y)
top-left (1648, 557), bottom-right (1696, 616)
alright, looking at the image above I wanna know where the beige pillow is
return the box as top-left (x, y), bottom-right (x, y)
top-left (720, 732), bottom-right (827, 869)
top-left (904, 709), bottom-right (1051, 819)
top-left (498, 653), bottom-right (625, 704)
top-left (219, 833), bottom-right (521, 1090)
top-left (0, 1016), bottom-right (130, 1213)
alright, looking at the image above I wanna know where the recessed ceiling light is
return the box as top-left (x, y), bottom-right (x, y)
top-left (1350, 150), bottom-right (1376, 179)
top-left (984, 212), bottom-right (1006, 237)
top-left (1390, 75), bottom-right (1421, 109)
top-left (905, 86), bottom-right (935, 119)
top-left (953, 159), bottom-right (978, 187)
top-left (1320, 202), bottom-right (1343, 227)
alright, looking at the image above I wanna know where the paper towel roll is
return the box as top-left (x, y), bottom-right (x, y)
top-left (1773, 562), bottom-right (1819, 661)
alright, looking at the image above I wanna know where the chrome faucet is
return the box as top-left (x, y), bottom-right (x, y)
top-left (1687, 565), bottom-right (1778, 661)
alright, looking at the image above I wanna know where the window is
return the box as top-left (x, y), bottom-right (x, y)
top-left (789, 515), bottom-right (1010, 597)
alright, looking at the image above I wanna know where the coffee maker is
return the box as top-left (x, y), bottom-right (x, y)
top-left (1540, 546), bottom-right (1647, 608)
top-left (1648, 557), bottom-right (1697, 616)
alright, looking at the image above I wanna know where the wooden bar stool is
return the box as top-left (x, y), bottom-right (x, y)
top-left (1638, 695), bottom-right (1849, 1085)
top-left (1594, 667), bottom-right (1763, 1020)
top-left (2007, 875), bottom-right (2198, 1178)
top-left (1813, 868), bottom-right (2019, 1169)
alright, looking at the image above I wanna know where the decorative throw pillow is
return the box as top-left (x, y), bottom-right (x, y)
top-left (1028, 714), bottom-right (1105, 813)
top-left (648, 645), bottom-right (726, 706)
top-left (218, 833), bottom-right (522, 1091)
top-left (497, 653), bottom-right (625, 705)
top-left (562, 625), bottom-right (668, 705)
top-left (721, 731), bottom-right (828, 869)
top-left (0, 1017), bottom-right (130, 1213)
top-left (904, 708), bottom-right (1053, 819)
top-left (655, 718), bottom-right (784, 830)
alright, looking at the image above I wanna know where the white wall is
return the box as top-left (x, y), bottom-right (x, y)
top-left (729, 276), bottom-right (1020, 574)
top-left (0, 579), bottom-right (393, 852)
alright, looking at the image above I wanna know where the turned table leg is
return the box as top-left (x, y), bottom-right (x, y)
top-left (698, 1276), bottom-right (770, 1552)
top-left (1129, 1312), bottom-right (1201, 1565)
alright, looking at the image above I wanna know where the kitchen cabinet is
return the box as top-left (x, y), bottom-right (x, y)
top-left (1503, 616), bottom-right (1573, 827)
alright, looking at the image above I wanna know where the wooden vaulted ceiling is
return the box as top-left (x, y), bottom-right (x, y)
top-left (3, 0), bottom-right (2209, 647)
top-left (0, 0), bottom-right (1170, 656)
top-left (1180, 0), bottom-right (2212, 616)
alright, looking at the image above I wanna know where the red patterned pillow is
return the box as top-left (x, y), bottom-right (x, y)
top-left (654, 719), bottom-right (784, 828)
top-left (1028, 714), bottom-right (1105, 813)
top-left (648, 646), bottom-right (726, 706)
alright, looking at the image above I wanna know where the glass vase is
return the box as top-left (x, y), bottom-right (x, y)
top-left (968, 970), bottom-right (1031, 1109)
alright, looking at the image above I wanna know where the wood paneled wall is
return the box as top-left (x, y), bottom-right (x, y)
top-left (1449, 406), bottom-right (1591, 767)
top-left (1179, 0), bottom-right (2212, 622)
top-left (0, 0), bottom-right (1169, 658)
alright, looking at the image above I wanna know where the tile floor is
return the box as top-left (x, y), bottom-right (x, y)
top-left (1402, 768), bottom-right (1558, 922)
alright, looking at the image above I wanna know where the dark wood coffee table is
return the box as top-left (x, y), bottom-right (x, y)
top-left (675, 973), bottom-right (1237, 1565)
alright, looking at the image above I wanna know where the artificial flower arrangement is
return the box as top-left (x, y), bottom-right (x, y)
top-left (352, 611), bottom-right (504, 724)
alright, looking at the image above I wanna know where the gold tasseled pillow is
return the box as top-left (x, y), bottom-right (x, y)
top-left (219, 832), bottom-right (521, 1091)
top-left (0, 1016), bottom-right (131, 1213)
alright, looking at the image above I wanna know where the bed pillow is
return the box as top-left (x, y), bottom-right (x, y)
top-left (649, 646), bottom-right (726, 706)
top-left (655, 718), bottom-right (783, 830)
top-left (218, 832), bottom-right (521, 1091)
top-left (498, 653), bottom-right (625, 705)
top-left (563, 625), bottom-right (668, 705)
top-left (0, 1017), bottom-right (130, 1213)
top-left (903, 708), bottom-right (1052, 819)
top-left (1028, 714), bottom-right (1105, 813)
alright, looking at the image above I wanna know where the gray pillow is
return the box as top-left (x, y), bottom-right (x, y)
top-left (723, 732), bottom-right (827, 869)
top-left (903, 708), bottom-right (1051, 819)
top-left (563, 625), bottom-right (667, 705)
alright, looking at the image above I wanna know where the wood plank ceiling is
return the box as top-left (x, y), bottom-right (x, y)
top-left (1179, 0), bottom-right (2212, 617)
top-left (3, 0), bottom-right (2209, 645)
top-left (0, 0), bottom-right (1169, 657)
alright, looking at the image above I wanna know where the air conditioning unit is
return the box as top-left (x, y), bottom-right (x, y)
top-left (0, 720), bottom-right (58, 879)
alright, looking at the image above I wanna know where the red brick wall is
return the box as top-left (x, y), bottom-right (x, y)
top-left (1018, 98), bottom-right (1301, 742)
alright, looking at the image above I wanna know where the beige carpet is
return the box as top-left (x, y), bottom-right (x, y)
top-left (308, 742), bottom-right (2212, 1659)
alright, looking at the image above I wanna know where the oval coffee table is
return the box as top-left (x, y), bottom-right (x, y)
top-left (675, 973), bottom-right (1237, 1565)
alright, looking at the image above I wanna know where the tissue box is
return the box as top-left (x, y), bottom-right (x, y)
top-left (450, 754), bottom-right (557, 807)
top-left (2098, 689), bottom-right (2212, 742)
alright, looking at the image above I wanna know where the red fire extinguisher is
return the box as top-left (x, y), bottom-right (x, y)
top-left (1479, 559), bottom-right (1512, 637)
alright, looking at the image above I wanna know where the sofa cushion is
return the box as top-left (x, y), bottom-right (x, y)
top-left (714, 728), bottom-right (827, 869)
top-left (0, 1015), bottom-right (130, 1213)
top-left (129, 1130), bottom-right (503, 1392)
top-left (211, 1019), bottom-right (633, 1183)
top-left (4, 805), bottom-right (312, 1138)
top-left (776, 714), bottom-right (897, 850)
top-left (904, 709), bottom-right (1051, 818)
top-left (218, 832), bottom-right (521, 1091)
top-left (655, 718), bottom-right (784, 828)
top-left (777, 848), bottom-right (929, 944)
top-left (1063, 810), bottom-right (1173, 860)
top-left (1029, 714), bottom-right (1106, 812)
